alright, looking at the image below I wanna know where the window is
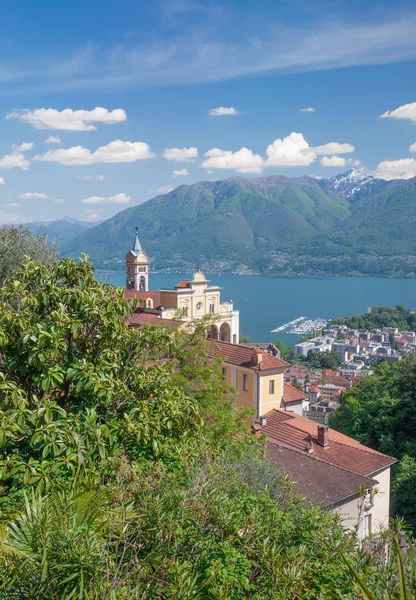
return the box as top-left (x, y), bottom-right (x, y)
top-left (363, 514), bottom-right (371, 538)
top-left (269, 379), bottom-right (275, 395)
top-left (183, 306), bottom-right (188, 317)
top-left (222, 367), bottom-right (226, 376)
top-left (242, 373), bottom-right (248, 391)
top-left (209, 303), bottom-right (215, 313)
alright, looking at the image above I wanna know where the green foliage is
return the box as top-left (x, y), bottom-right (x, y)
top-left (329, 357), bottom-right (416, 531)
top-left (2, 255), bottom-right (416, 597)
top-left (304, 350), bottom-right (342, 370)
top-left (393, 456), bottom-right (416, 533)
top-left (331, 305), bottom-right (416, 332)
top-left (0, 256), bottom-right (241, 496)
top-left (0, 225), bottom-right (58, 283)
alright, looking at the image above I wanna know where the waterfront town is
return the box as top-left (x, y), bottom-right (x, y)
top-left (123, 229), bottom-right (400, 539)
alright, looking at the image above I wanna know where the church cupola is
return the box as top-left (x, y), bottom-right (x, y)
top-left (125, 227), bottom-right (149, 292)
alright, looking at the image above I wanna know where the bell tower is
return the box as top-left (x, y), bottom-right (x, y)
top-left (125, 228), bottom-right (149, 291)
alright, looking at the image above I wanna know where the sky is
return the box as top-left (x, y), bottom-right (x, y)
top-left (0, 0), bottom-right (416, 224)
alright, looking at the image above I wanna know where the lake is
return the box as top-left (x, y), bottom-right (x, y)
top-left (98, 272), bottom-right (416, 346)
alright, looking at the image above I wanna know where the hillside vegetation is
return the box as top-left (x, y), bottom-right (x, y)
top-left (1, 255), bottom-right (416, 597)
top-left (62, 172), bottom-right (416, 277)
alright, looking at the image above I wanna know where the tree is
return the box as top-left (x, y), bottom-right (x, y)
top-left (392, 455), bottom-right (416, 531)
top-left (239, 334), bottom-right (252, 343)
top-left (0, 225), bottom-right (58, 283)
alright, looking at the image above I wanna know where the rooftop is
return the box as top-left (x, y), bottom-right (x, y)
top-left (126, 310), bottom-right (178, 329)
top-left (267, 441), bottom-right (376, 507)
top-left (206, 340), bottom-right (289, 371)
top-left (282, 382), bottom-right (308, 404)
top-left (259, 409), bottom-right (396, 476)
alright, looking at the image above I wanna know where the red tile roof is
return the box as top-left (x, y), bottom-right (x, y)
top-left (126, 311), bottom-right (178, 328)
top-left (175, 279), bottom-right (191, 289)
top-left (282, 382), bottom-right (308, 404)
top-left (124, 291), bottom-right (162, 306)
top-left (308, 385), bottom-right (320, 393)
top-left (259, 409), bottom-right (396, 476)
top-left (267, 441), bottom-right (376, 507)
top-left (206, 340), bottom-right (289, 371)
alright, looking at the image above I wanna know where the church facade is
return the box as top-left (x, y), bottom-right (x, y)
top-left (125, 229), bottom-right (240, 343)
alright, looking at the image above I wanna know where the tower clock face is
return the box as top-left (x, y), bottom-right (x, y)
top-left (196, 301), bottom-right (203, 311)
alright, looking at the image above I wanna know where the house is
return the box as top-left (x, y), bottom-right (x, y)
top-left (207, 340), bottom-right (310, 418)
top-left (256, 410), bottom-right (397, 539)
top-left (124, 228), bottom-right (240, 343)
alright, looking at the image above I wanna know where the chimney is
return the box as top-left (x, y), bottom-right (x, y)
top-left (259, 415), bottom-right (267, 427)
top-left (317, 425), bottom-right (330, 449)
top-left (251, 347), bottom-right (263, 366)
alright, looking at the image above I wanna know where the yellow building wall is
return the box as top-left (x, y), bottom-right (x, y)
top-left (260, 373), bottom-right (285, 414)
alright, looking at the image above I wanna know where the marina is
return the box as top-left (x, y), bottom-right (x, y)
top-left (271, 316), bottom-right (328, 336)
top-left (271, 316), bottom-right (306, 333)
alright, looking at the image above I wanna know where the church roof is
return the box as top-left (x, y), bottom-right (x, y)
top-left (130, 228), bottom-right (142, 256)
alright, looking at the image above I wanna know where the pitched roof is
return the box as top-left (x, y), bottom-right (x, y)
top-left (175, 279), bottom-right (191, 289)
top-left (282, 382), bottom-right (308, 404)
top-left (267, 441), bottom-right (376, 507)
top-left (308, 385), bottom-right (320, 393)
top-left (259, 409), bottom-right (396, 476)
top-left (206, 340), bottom-right (289, 371)
top-left (126, 310), bottom-right (178, 328)
top-left (124, 291), bottom-right (162, 306)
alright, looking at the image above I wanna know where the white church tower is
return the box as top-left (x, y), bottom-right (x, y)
top-left (125, 228), bottom-right (149, 292)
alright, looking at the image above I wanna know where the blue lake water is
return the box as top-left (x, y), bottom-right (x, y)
top-left (98, 272), bottom-right (416, 346)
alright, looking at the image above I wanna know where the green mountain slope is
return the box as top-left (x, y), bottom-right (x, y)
top-left (63, 173), bottom-right (416, 276)
top-left (63, 176), bottom-right (349, 271)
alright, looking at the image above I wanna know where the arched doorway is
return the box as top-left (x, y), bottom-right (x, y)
top-left (207, 324), bottom-right (219, 340)
top-left (219, 322), bottom-right (231, 342)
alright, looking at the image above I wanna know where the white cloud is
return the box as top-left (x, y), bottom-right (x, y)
top-left (0, 177), bottom-right (4, 184)
top-left (84, 208), bottom-right (101, 221)
top-left (208, 106), bottom-right (240, 116)
top-left (172, 168), bottom-right (190, 177)
top-left (0, 153), bottom-right (30, 170)
top-left (380, 102), bottom-right (416, 123)
top-left (320, 155), bottom-right (346, 167)
top-left (82, 192), bottom-right (131, 204)
top-left (163, 147), bottom-right (198, 162)
top-left (313, 142), bottom-right (355, 155)
top-left (410, 142), bottom-right (416, 152)
top-left (44, 135), bottom-right (62, 144)
top-left (7, 107), bottom-right (127, 131)
top-left (76, 174), bottom-right (106, 180)
top-left (54, 198), bottom-right (65, 204)
top-left (373, 158), bottom-right (416, 180)
top-left (300, 107), bottom-right (316, 113)
top-left (13, 142), bottom-right (33, 152)
top-left (6, 202), bottom-right (19, 207)
top-left (155, 185), bottom-right (174, 194)
top-left (19, 192), bottom-right (48, 199)
top-left (202, 147), bottom-right (263, 173)
top-left (265, 132), bottom-right (315, 167)
top-left (35, 140), bottom-right (155, 165)
top-left (200, 132), bottom-right (357, 173)
top-left (347, 158), bottom-right (362, 167)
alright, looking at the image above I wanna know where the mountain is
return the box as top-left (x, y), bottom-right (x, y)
top-left (63, 175), bottom-right (350, 271)
top-left (30, 217), bottom-right (100, 246)
top-left (63, 172), bottom-right (416, 277)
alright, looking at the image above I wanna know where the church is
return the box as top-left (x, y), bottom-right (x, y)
top-left (124, 228), bottom-right (240, 343)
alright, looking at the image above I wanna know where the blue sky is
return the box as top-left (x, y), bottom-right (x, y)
top-left (0, 0), bottom-right (416, 224)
